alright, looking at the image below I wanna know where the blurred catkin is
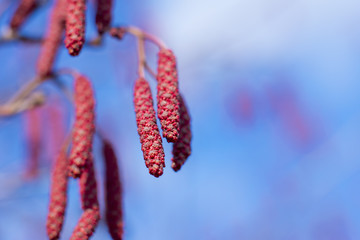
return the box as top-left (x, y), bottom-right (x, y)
top-left (46, 144), bottom-right (69, 240)
top-left (24, 108), bottom-right (41, 179)
top-left (9, 0), bottom-right (38, 31)
top-left (103, 140), bottom-right (123, 240)
top-left (95, 0), bottom-right (112, 35)
top-left (36, 0), bottom-right (66, 78)
top-left (68, 75), bottom-right (95, 178)
top-left (134, 78), bottom-right (165, 177)
top-left (70, 154), bottom-right (100, 240)
top-left (172, 95), bottom-right (192, 171)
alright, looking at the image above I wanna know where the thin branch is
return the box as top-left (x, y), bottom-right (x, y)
top-left (144, 62), bottom-right (157, 80)
top-left (124, 26), bottom-right (167, 49)
top-left (137, 37), bottom-right (146, 78)
top-left (9, 76), bottom-right (44, 104)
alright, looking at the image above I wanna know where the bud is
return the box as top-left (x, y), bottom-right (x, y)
top-left (134, 78), bottom-right (165, 177)
top-left (156, 49), bottom-right (180, 142)
top-left (68, 75), bottom-right (95, 178)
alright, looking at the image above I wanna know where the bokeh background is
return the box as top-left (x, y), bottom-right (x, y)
top-left (1, 0), bottom-right (360, 239)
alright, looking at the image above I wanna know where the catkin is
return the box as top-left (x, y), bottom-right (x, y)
top-left (70, 154), bottom-right (100, 240)
top-left (36, 0), bottom-right (66, 78)
top-left (46, 144), bottom-right (69, 240)
top-left (65, 0), bottom-right (86, 56)
top-left (9, 0), bottom-right (38, 31)
top-left (134, 78), bottom-right (165, 177)
top-left (103, 140), bottom-right (123, 240)
top-left (95, 0), bottom-right (112, 35)
top-left (171, 95), bottom-right (192, 171)
top-left (68, 75), bottom-right (95, 178)
top-left (156, 49), bottom-right (180, 143)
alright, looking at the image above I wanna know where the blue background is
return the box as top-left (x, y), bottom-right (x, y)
top-left (1, 0), bottom-right (360, 239)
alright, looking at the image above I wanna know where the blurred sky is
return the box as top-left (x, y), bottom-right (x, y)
top-left (1, 0), bottom-right (360, 239)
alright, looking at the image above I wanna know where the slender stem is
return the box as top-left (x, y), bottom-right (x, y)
top-left (137, 37), bottom-right (146, 78)
top-left (51, 75), bottom-right (74, 102)
top-left (144, 62), bottom-right (157, 80)
top-left (125, 26), bottom-right (167, 49)
top-left (0, 35), bottom-right (102, 46)
top-left (9, 76), bottom-right (44, 104)
top-left (57, 68), bottom-right (81, 79)
top-left (0, 91), bottom-right (46, 117)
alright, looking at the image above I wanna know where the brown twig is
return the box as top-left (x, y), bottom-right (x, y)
top-left (9, 76), bottom-right (44, 104)
top-left (124, 26), bottom-right (167, 49)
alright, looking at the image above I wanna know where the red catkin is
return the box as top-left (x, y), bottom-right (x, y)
top-left (70, 154), bottom-right (100, 240)
top-left (95, 0), bottom-right (112, 35)
top-left (156, 49), bottom-right (180, 143)
top-left (103, 140), bottom-right (123, 240)
top-left (134, 78), bottom-right (165, 177)
top-left (68, 75), bottom-right (95, 178)
top-left (9, 0), bottom-right (38, 31)
top-left (172, 95), bottom-right (192, 171)
top-left (46, 144), bottom-right (69, 240)
top-left (46, 99), bottom-right (67, 162)
top-left (65, 0), bottom-right (86, 56)
top-left (36, 0), bottom-right (66, 78)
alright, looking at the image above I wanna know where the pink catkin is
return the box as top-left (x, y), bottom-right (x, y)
top-left (9, 0), bottom-right (38, 31)
top-left (171, 95), bottom-right (192, 171)
top-left (156, 49), bottom-right (180, 143)
top-left (134, 78), bottom-right (165, 177)
top-left (70, 154), bottom-right (100, 240)
top-left (65, 0), bottom-right (86, 56)
top-left (24, 108), bottom-right (42, 179)
top-left (36, 0), bottom-right (66, 78)
top-left (95, 0), bottom-right (112, 35)
top-left (68, 75), bottom-right (95, 178)
top-left (46, 145), bottom-right (69, 240)
top-left (103, 140), bottom-right (123, 240)
top-left (46, 100), bottom-right (67, 162)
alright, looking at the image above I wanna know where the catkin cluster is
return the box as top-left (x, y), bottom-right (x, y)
top-left (7, 0), bottom-right (192, 239)
top-left (134, 48), bottom-right (192, 176)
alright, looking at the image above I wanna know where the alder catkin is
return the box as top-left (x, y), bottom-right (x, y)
top-left (9, 0), bottom-right (38, 31)
top-left (68, 75), bottom-right (95, 178)
top-left (24, 108), bottom-right (42, 179)
top-left (65, 0), bottom-right (86, 56)
top-left (36, 0), bottom-right (66, 78)
top-left (134, 78), bottom-right (165, 177)
top-left (46, 144), bottom-right (69, 240)
top-left (156, 49), bottom-right (180, 143)
top-left (103, 140), bottom-right (123, 240)
top-left (171, 95), bottom-right (192, 171)
top-left (95, 0), bottom-right (112, 35)
top-left (70, 154), bottom-right (100, 240)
